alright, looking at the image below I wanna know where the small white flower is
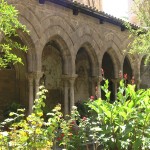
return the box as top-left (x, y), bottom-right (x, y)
top-left (2, 131), bottom-right (8, 136)
top-left (72, 106), bottom-right (77, 110)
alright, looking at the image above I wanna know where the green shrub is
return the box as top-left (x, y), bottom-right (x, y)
top-left (0, 81), bottom-right (149, 150)
top-left (88, 80), bottom-right (150, 150)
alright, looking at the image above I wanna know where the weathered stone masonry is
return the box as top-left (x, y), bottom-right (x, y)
top-left (0, 0), bottom-right (149, 117)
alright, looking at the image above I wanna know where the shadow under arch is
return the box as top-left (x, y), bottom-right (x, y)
top-left (123, 55), bottom-right (133, 85)
top-left (100, 44), bottom-right (122, 102)
top-left (107, 48), bottom-right (122, 77)
top-left (101, 52), bottom-right (115, 102)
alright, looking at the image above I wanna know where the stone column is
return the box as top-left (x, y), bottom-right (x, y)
top-left (27, 73), bottom-right (34, 114)
top-left (69, 75), bottom-right (78, 111)
top-left (64, 81), bottom-right (69, 115)
top-left (62, 75), bottom-right (69, 115)
top-left (34, 72), bottom-right (43, 99)
top-left (136, 79), bottom-right (141, 90)
top-left (93, 76), bottom-right (103, 98)
top-left (111, 78), bottom-right (120, 100)
top-left (97, 76), bottom-right (103, 98)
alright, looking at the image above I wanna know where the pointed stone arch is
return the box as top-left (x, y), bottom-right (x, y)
top-left (75, 24), bottom-right (103, 54)
top-left (39, 26), bottom-right (74, 74)
top-left (101, 51), bottom-right (115, 102)
top-left (102, 41), bottom-right (122, 78)
top-left (40, 30), bottom-right (74, 112)
top-left (12, 3), bottom-right (41, 42)
top-left (74, 35), bottom-right (100, 76)
top-left (41, 15), bottom-right (75, 33)
top-left (17, 30), bottom-right (37, 72)
top-left (140, 55), bottom-right (150, 88)
top-left (122, 54), bottom-right (139, 78)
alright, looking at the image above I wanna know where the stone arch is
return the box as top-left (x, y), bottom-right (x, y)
top-left (74, 35), bottom-right (100, 76)
top-left (8, 3), bottom-right (41, 72)
top-left (75, 24), bottom-right (103, 53)
top-left (38, 26), bottom-right (74, 74)
top-left (102, 40), bottom-right (123, 78)
top-left (122, 54), bottom-right (139, 78)
top-left (73, 33), bottom-right (101, 104)
top-left (17, 30), bottom-right (37, 72)
top-left (12, 3), bottom-right (41, 41)
top-left (140, 55), bottom-right (150, 88)
top-left (101, 36), bottom-right (122, 102)
top-left (41, 32), bottom-right (73, 112)
top-left (104, 32), bottom-right (123, 49)
top-left (101, 51), bottom-right (115, 102)
top-left (108, 48), bottom-right (122, 78)
top-left (75, 47), bottom-right (93, 102)
top-left (42, 40), bottom-right (64, 111)
top-left (41, 15), bottom-right (75, 33)
top-left (123, 55), bottom-right (134, 85)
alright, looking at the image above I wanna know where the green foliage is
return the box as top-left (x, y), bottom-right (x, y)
top-left (126, 0), bottom-right (150, 63)
top-left (0, 0), bottom-right (28, 68)
top-left (0, 82), bottom-right (150, 150)
top-left (88, 80), bottom-right (150, 150)
top-left (0, 87), bottom-right (89, 150)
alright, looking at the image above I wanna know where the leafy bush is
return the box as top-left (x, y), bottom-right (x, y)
top-left (0, 0), bottom-right (28, 68)
top-left (0, 87), bottom-right (89, 150)
top-left (0, 81), bottom-right (150, 150)
top-left (88, 80), bottom-right (150, 150)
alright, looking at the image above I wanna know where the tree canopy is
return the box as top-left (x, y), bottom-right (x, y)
top-left (127, 0), bottom-right (150, 63)
top-left (0, 0), bottom-right (28, 68)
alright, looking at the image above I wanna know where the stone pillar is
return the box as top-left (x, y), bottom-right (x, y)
top-left (69, 75), bottom-right (78, 111)
top-left (62, 75), bottom-right (69, 115)
top-left (34, 72), bottom-right (43, 99)
top-left (93, 76), bottom-right (103, 98)
top-left (27, 73), bottom-right (34, 114)
top-left (111, 78), bottom-right (120, 100)
top-left (98, 76), bottom-right (103, 98)
top-left (64, 80), bottom-right (69, 115)
top-left (136, 79), bottom-right (141, 90)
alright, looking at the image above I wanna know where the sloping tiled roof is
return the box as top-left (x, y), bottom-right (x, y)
top-left (39, 0), bottom-right (139, 30)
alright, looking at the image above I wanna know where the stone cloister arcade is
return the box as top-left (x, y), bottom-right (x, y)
top-left (0, 0), bottom-right (149, 117)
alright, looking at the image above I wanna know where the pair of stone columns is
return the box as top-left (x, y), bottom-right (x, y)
top-left (27, 72), bottom-right (43, 114)
top-left (63, 74), bottom-right (78, 115)
top-left (63, 75), bottom-right (104, 115)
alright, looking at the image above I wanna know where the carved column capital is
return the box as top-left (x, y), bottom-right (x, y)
top-left (62, 74), bottom-right (78, 85)
top-left (92, 75), bottom-right (103, 83)
top-left (34, 71), bottom-right (44, 80)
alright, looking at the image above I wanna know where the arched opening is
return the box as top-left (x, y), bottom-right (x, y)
top-left (75, 48), bottom-right (92, 102)
top-left (101, 52), bottom-right (115, 102)
top-left (42, 40), bottom-right (64, 112)
top-left (140, 56), bottom-right (150, 88)
top-left (0, 37), bottom-right (28, 119)
top-left (123, 56), bottom-right (132, 85)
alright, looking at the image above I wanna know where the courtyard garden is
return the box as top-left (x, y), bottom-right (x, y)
top-left (0, 78), bottom-right (150, 150)
top-left (0, 0), bottom-right (150, 149)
